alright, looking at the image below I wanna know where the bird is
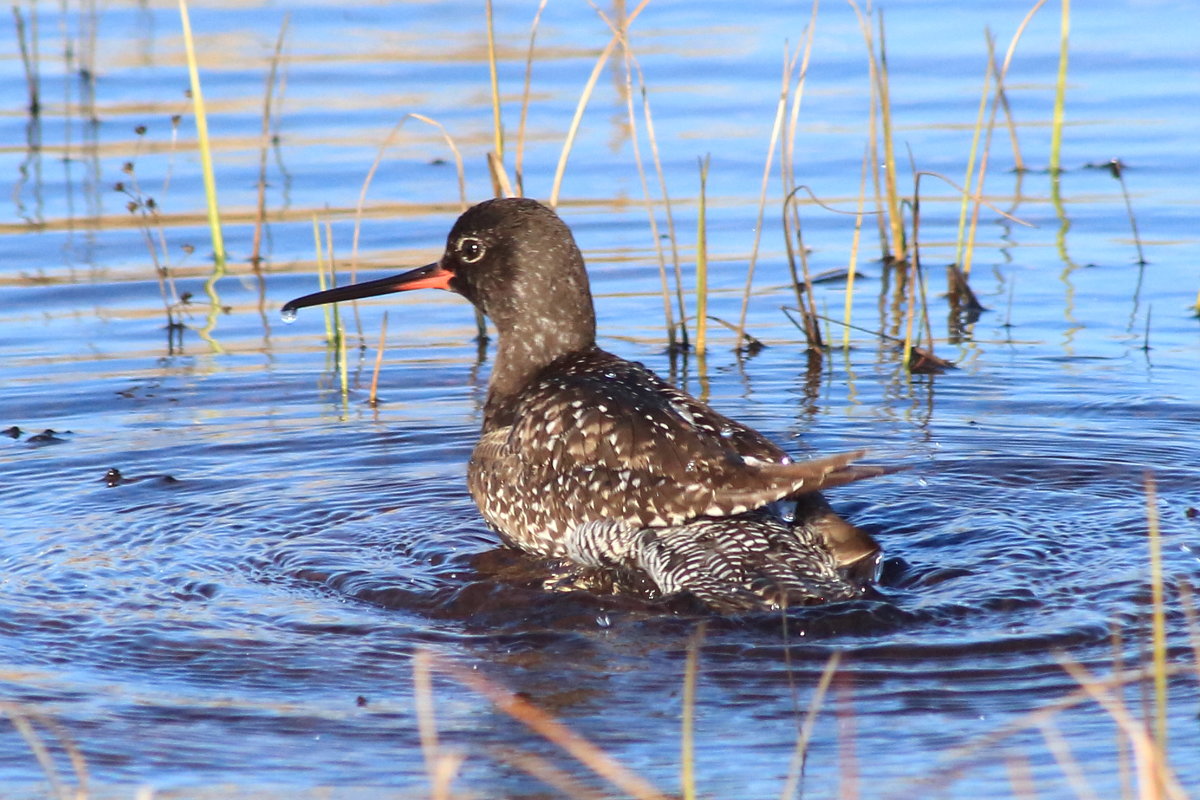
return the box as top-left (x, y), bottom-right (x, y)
top-left (283, 197), bottom-right (892, 612)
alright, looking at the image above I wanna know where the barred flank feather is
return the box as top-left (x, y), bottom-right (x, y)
top-left (637, 517), bottom-right (861, 612)
top-left (562, 513), bottom-right (863, 612)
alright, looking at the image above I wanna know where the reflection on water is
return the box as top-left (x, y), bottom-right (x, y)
top-left (2, 0), bottom-right (1200, 797)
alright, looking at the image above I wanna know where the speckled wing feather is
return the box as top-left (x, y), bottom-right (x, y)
top-left (468, 348), bottom-right (882, 556)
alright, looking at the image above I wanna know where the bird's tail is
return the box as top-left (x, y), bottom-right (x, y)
top-left (634, 515), bottom-right (863, 612)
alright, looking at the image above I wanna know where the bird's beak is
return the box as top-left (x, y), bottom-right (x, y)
top-left (282, 262), bottom-right (454, 318)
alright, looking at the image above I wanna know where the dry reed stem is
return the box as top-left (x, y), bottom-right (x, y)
top-left (841, 147), bottom-right (870, 349)
top-left (0, 703), bottom-right (70, 800)
top-left (681, 622), bottom-right (706, 800)
top-left (1178, 582), bottom-right (1200, 686)
top-left (487, 151), bottom-right (515, 198)
top-left (1109, 160), bottom-right (1148, 265)
top-left (549, 0), bottom-right (653, 208)
top-left (369, 311), bottom-right (388, 405)
top-left (780, 187), bottom-right (824, 348)
top-left (635, 69), bottom-right (688, 348)
top-left (491, 745), bottom-right (611, 800)
top-left (12, 7), bottom-right (40, 115)
top-left (835, 671), bottom-right (859, 800)
top-left (413, 650), bottom-right (460, 800)
top-left (250, 15), bottom-right (289, 269)
top-left (779, 650), bottom-right (842, 800)
top-left (900, 222), bottom-right (918, 367)
top-left (780, 0), bottom-right (821, 264)
top-left (910, 167), bottom-right (938, 360)
top-left (962, 0), bottom-right (1048, 277)
top-left (617, 46), bottom-right (678, 349)
top-left (782, 0), bottom-right (821, 187)
top-left (954, 33), bottom-right (993, 270)
top-left (433, 655), bottom-right (670, 800)
top-left (1036, 717), bottom-right (1102, 800)
top-left (874, 12), bottom-right (905, 262)
top-left (351, 113), bottom-right (468, 277)
top-left (347, 113), bottom-right (482, 339)
top-left (846, 0), bottom-right (889, 260)
top-left (514, 0), bottom-right (551, 195)
top-left (994, 63), bottom-right (1026, 174)
top-left (586, 0), bottom-right (681, 348)
top-left (1005, 753), bottom-right (1038, 800)
top-left (695, 156), bottom-right (710, 354)
top-left (1144, 472), bottom-right (1167, 752)
top-left (734, 44), bottom-right (799, 348)
top-left (485, 0), bottom-right (503, 161)
top-left (890, 663), bottom-right (1192, 798)
top-left (1110, 623), bottom-right (1137, 800)
top-left (778, 3), bottom-right (823, 349)
top-left (1057, 658), bottom-right (1187, 800)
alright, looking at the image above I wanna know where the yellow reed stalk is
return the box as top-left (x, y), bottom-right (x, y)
top-left (178, 0), bottom-right (225, 267)
top-left (485, 0), bottom-right (503, 161)
top-left (875, 12), bottom-right (905, 262)
top-left (695, 156), bottom-right (710, 354)
top-left (955, 35), bottom-right (993, 269)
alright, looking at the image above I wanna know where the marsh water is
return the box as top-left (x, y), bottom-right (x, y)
top-left (2, 0), bottom-right (1199, 797)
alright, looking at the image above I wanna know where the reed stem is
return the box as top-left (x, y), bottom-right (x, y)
top-left (1049, 0), bottom-right (1070, 175)
top-left (695, 156), bottom-right (710, 354)
top-left (178, 0), bottom-right (225, 267)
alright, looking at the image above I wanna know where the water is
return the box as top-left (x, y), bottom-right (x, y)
top-left (2, 0), bottom-right (1199, 797)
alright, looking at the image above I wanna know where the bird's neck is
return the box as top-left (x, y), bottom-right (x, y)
top-left (483, 318), bottom-right (595, 431)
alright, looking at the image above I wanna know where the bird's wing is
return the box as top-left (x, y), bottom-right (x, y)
top-left (504, 350), bottom-right (880, 528)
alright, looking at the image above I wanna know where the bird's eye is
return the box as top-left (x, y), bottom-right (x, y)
top-left (458, 237), bottom-right (486, 263)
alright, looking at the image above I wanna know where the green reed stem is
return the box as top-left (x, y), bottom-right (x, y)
top-left (313, 216), bottom-right (333, 344)
top-left (1049, 0), bottom-right (1070, 175)
top-left (325, 219), bottom-right (348, 400)
top-left (178, 0), bottom-right (225, 267)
